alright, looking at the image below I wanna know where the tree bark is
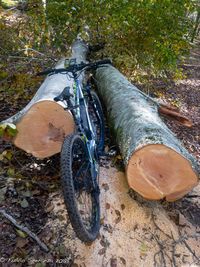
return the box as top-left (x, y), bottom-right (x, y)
top-left (95, 65), bottom-right (199, 201)
top-left (191, 10), bottom-right (200, 43)
top-left (1, 39), bottom-right (88, 158)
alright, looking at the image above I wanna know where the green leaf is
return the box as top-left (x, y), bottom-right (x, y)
top-left (0, 123), bottom-right (18, 138)
top-left (6, 151), bottom-right (13, 160)
top-left (16, 229), bottom-right (27, 238)
top-left (140, 242), bottom-right (148, 255)
top-left (7, 124), bottom-right (18, 137)
top-left (7, 168), bottom-right (15, 176)
top-left (0, 71), bottom-right (8, 80)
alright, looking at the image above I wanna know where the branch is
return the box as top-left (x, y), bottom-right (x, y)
top-left (0, 209), bottom-right (49, 252)
top-left (158, 104), bottom-right (193, 127)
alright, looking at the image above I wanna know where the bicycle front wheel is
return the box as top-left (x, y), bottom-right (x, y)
top-left (61, 133), bottom-right (100, 243)
top-left (88, 91), bottom-right (105, 153)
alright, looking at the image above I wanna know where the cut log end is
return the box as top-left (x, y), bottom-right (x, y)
top-left (13, 100), bottom-right (75, 158)
top-left (126, 144), bottom-right (198, 202)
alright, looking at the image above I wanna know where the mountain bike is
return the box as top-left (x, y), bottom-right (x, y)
top-left (38, 58), bottom-right (112, 242)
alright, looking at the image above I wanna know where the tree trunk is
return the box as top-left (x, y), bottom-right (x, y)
top-left (95, 65), bottom-right (199, 201)
top-left (191, 10), bottom-right (200, 43)
top-left (2, 39), bottom-right (88, 158)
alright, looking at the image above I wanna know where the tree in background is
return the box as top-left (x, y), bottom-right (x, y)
top-left (0, 0), bottom-right (199, 79)
top-left (46, 0), bottom-right (199, 78)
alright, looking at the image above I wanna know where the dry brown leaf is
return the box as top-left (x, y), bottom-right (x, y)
top-left (120, 257), bottom-right (126, 265)
top-left (121, 204), bottom-right (125, 210)
top-left (106, 203), bottom-right (111, 209)
top-left (115, 209), bottom-right (121, 224)
top-left (102, 183), bottom-right (109, 191)
top-left (98, 248), bottom-right (106, 255)
top-left (16, 237), bottom-right (28, 248)
top-left (110, 258), bottom-right (117, 267)
top-left (46, 203), bottom-right (54, 212)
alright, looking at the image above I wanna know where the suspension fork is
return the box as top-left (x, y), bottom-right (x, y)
top-left (76, 80), bottom-right (99, 187)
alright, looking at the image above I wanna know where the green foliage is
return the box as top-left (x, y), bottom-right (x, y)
top-left (0, 123), bottom-right (18, 139)
top-left (46, 0), bottom-right (198, 77)
top-left (1, 0), bottom-right (17, 8)
top-left (0, 0), bottom-right (199, 80)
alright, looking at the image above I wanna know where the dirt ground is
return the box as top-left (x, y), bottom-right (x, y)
top-left (48, 167), bottom-right (200, 267)
top-left (0, 36), bottom-right (200, 267)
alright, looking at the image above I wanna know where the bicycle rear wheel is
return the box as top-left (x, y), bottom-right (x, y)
top-left (61, 133), bottom-right (100, 243)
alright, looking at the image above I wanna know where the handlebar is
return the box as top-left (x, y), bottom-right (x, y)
top-left (37, 59), bottom-right (112, 76)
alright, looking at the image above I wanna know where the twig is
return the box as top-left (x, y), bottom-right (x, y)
top-left (185, 195), bottom-right (199, 199)
top-left (152, 213), bottom-right (172, 239)
top-left (182, 239), bottom-right (199, 263)
top-left (172, 233), bottom-right (200, 265)
top-left (14, 48), bottom-right (57, 62)
top-left (8, 55), bottom-right (48, 61)
top-left (0, 209), bottom-right (49, 252)
top-left (153, 234), bottom-right (169, 267)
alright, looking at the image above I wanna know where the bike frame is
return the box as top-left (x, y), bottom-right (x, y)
top-left (66, 71), bottom-right (99, 180)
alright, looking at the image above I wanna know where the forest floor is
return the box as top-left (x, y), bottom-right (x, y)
top-left (0, 13), bottom-right (200, 267)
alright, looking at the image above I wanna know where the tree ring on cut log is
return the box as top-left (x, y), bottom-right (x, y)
top-left (13, 100), bottom-right (75, 158)
top-left (126, 144), bottom-right (198, 201)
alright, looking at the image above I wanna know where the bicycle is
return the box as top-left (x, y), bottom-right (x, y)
top-left (38, 58), bottom-right (112, 243)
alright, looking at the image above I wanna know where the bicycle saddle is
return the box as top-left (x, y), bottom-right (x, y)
top-left (54, 87), bottom-right (73, 102)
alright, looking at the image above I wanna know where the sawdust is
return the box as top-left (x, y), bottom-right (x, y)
top-left (48, 166), bottom-right (200, 267)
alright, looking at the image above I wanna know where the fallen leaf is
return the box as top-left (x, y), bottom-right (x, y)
top-left (105, 145), bottom-right (109, 153)
top-left (100, 217), bottom-right (105, 225)
top-left (20, 198), bottom-right (29, 208)
top-left (46, 203), bottom-right (54, 212)
top-left (119, 257), bottom-right (126, 265)
top-left (104, 224), bottom-right (113, 233)
top-left (5, 150), bottom-right (13, 160)
top-left (16, 237), bottom-right (28, 248)
top-left (105, 203), bottom-right (111, 209)
top-left (115, 210), bottom-right (121, 224)
top-left (0, 150), bottom-right (13, 161)
top-left (57, 214), bottom-right (65, 221)
top-left (58, 244), bottom-right (67, 256)
top-left (16, 229), bottom-right (27, 238)
top-left (98, 248), bottom-right (106, 255)
top-left (121, 204), bottom-right (125, 210)
top-left (110, 258), bottom-right (117, 267)
top-left (7, 168), bottom-right (15, 177)
top-left (140, 242), bottom-right (148, 256)
top-left (102, 183), bottom-right (109, 191)
top-left (32, 189), bottom-right (41, 195)
top-left (100, 236), bottom-right (110, 248)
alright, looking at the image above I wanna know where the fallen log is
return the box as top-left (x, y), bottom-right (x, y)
top-left (95, 65), bottom-right (199, 201)
top-left (1, 39), bottom-right (89, 158)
